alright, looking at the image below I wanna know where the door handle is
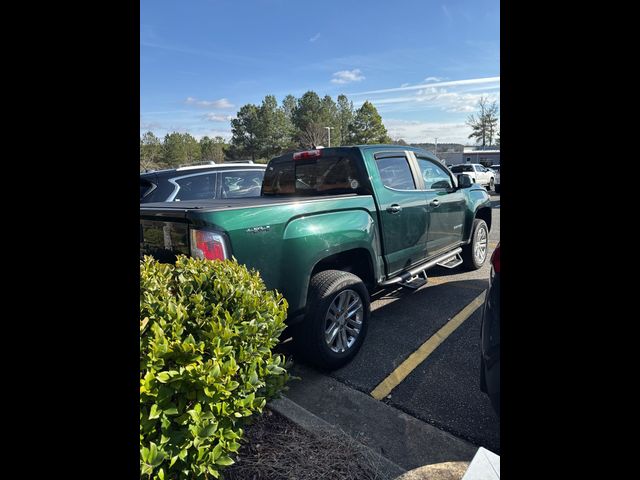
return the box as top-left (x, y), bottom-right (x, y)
top-left (431, 199), bottom-right (440, 207)
top-left (387, 204), bottom-right (402, 214)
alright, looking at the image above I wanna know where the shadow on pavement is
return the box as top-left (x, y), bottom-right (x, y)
top-left (370, 274), bottom-right (488, 293)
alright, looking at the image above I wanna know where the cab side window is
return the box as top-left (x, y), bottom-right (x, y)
top-left (416, 158), bottom-right (452, 190)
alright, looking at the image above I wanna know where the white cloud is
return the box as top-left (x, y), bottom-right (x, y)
top-left (140, 124), bottom-right (157, 131)
top-left (360, 89), bottom-right (499, 114)
top-left (204, 113), bottom-right (234, 122)
top-left (351, 76), bottom-right (499, 96)
top-left (309, 33), bottom-right (321, 42)
top-left (185, 97), bottom-right (235, 109)
top-left (192, 130), bottom-right (232, 141)
top-left (349, 76), bottom-right (499, 115)
top-left (331, 69), bottom-right (365, 84)
top-left (413, 88), bottom-right (498, 113)
top-left (424, 76), bottom-right (443, 83)
top-left (140, 119), bottom-right (163, 130)
top-left (383, 119), bottom-right (472, 143)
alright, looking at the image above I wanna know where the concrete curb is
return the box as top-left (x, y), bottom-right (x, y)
top-left (283, 364), bottom-right (478, 471)
top-left (269, 395), bottom-right (407, 479)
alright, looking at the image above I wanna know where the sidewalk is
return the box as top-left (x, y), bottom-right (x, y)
top-left (270, 363), bottom-right (492, 479)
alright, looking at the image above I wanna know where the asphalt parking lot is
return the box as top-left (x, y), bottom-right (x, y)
top-left (282, 192), bottom-right (501, 454)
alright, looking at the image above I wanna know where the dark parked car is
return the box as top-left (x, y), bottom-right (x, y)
top-left (140, 162), bottom-right (267, 203)
top-left (480, 242), bottom-right (500, 416)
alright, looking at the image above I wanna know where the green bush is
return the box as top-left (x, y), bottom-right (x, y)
top-left (140, 255), bottom-right (289, 479)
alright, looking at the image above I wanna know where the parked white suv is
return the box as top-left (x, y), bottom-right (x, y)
top-left (490, 165), bottom-right (500, 193)
top-left (450, 164), bottom-right (495, 191)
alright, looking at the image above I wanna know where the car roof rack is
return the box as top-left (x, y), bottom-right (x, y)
top-left (177, 160), bottom-right (216, 167)
top-left (174, 160), bottom-right (264, 172)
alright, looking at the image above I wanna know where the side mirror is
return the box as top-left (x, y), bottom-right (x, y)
top-left (457, 174), bottom-right (472, 188)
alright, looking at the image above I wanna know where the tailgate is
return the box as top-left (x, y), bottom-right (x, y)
top-left (140, 207), bottom-right (191, 262)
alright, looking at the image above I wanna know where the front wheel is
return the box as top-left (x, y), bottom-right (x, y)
top-left (462, 219), bottom-right (489, 270)
top-left (489, 178), bottom-right (494, 191)
top-left (293, 270), bottom-right (370, 370)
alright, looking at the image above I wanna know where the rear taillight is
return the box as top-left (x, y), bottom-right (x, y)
top-left (491, 243), bottom-right (500, 274)
top-left (293, 149), bottom-right (323, 160)
top-left (190, 229), bottom-right (228, 261)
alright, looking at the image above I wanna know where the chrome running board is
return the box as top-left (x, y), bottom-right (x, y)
top-left (436, 253), bottom-right (463, 269)
top-left (379, 247), bottom-right (463, 287)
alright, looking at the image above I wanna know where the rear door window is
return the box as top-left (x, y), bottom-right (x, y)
top-left (375, 156), bottom-right (416, 190)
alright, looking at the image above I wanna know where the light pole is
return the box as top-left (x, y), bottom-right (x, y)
top-left (434, 137), bottom-right (438, 156)
top-left (325, 127), bottom-right (334, 147)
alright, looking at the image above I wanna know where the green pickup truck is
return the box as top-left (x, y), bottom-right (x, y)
top-left (140, 145), bottom-right (492, 369)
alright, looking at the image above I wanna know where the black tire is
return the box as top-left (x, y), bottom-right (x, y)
top-left (494, 184), bottom-right (500, 193)
top-left (489, 178), bottom-right (494, 191)
top-left (293, 270), bottom-right (370, 370)
top-left (462, 219), bottom-right (489, 270)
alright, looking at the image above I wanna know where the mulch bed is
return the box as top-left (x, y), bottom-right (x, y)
top-left (223, 408), bottom-right (391, 480)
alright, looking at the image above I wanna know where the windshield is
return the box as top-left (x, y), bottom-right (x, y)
top-left (451, 165), bottom-right (474, 173)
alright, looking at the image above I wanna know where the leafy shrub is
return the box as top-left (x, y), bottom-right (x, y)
top-left (140, 255), bottom-right (289, 479)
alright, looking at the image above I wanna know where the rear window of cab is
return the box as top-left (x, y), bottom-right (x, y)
top-left (262, 155), bottom-right (366, 196)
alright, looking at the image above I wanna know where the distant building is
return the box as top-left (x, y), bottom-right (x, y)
top-left (436, 151), bottom-right (464, 166)
top-left (409, 143), bottom-right (465, 167)
top-left (407, 143), bottom-right (500, 167)
top-left (460, 147), bottom-right (500, 166)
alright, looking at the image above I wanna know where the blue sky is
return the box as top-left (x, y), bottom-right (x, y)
top-left (141, 0), bottom-right (499, 144)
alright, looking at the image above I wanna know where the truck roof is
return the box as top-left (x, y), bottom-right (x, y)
top-left (270, 144), bottom-right (437, 162)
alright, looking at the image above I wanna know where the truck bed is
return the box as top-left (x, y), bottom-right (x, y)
top-left (140, 192), bottom-right (380, 313)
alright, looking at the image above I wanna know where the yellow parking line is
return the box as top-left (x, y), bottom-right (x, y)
top-left (370, 291), bottom-right (486, 400)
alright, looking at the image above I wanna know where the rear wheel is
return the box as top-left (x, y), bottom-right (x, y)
top-left (462, 219), bottom-right (489, 270)
top-left (293, 270), bottom-right (370, 370)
